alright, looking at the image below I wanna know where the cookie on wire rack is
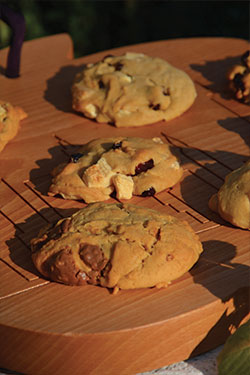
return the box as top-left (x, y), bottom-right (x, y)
top-left (48, 136), bottom-right (183, 203)
top-left (0, 100), bottom-right (27, 153)
top-left (209, 160), bottom-right (250, 230)
top-left (31, 202), bottom-right (203, 293)
top-left (72, 52), bottom-right (197, 127)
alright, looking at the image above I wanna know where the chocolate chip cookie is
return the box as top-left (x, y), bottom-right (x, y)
top-left (31, 202), bottom-right (203, 292)
top-left (48, 136), bottom-right (183, 203)
top-left (209, 160), bottom-right (250, 229)
top-left (227, 50), bottom-right (250, 104)
top-left (0, 100), bottom-right (27, 153)
top-left (72, 52), bottom-right (197, 127)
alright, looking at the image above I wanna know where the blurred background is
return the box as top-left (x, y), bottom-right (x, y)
top-left (0, 0), bottom-right (249, 58)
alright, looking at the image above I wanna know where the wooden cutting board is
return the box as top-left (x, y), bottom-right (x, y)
top-left (0, 34), bottom-right (249, 375)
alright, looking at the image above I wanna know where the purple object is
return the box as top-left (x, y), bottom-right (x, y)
top-left (0, 4), bottom-right (25, 78)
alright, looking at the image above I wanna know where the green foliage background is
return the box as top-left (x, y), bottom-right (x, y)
top-left (0, 1), bottom-right (249, 58)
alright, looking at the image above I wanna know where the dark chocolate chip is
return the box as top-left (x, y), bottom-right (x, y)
top-left (141, 187), bottom-right (156, 197)
top-left (101, 261), bottom-right (112, 278)
top-left (156, 228), bottom-right (161, 240)
top-left (149, 103), bottom-right (160, 110)
top-left (98, 80), bottom-right (105, 89)
top-left (112, 141), bottom-right (122, 149)
top-left (47, 247), bottom-right (87, 286)
top-left (241, 50), bottom-right (250, 68)
top-left (79, 243), bottom-right (107, 271)
top-left (135, 159), bottom-right (154, 175)
top-left (233, 73), bottom-right (245, 91)
top-left (87, 270), bottom-right (100, 285)
top-left (163, 88), bottom-right (170, 96)
top-left (76, 270), bottom-right (88, 282)
top-left (70, 153), bottom-right (84, 163)
top-left (114, 62), bottom-right (123, 71)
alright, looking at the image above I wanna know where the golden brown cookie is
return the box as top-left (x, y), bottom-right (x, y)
top-left (209, 160), bottom-right (250, 229)
top-left (0, 100), bottom-right (27, 153)
top-left (31, 202), bottom-right (203, 292)
top-left (227, 50), bottom-right (250, 104)
top-left (72, 52), bottom-right (197, 127)
top-left (48, 136), bottom-right (183, 203)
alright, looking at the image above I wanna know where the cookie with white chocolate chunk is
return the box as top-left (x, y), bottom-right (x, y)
top-left (72, 52), bottom-right (197, 127)
top-left (48, 136), bottom-right (183, 203)
top-left (209, 160), bottom-right (250, 230)
top-left (0, 100), bottom-right (27, 153)
top-left (227, 50), bottom-right (250, 104)
top-left (31, 202), bottom-right (203, 292)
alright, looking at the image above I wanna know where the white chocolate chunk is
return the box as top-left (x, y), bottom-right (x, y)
top-left (152, 137), bottom-right (163, 144)
top-left (124, 52), bottom-right (145, 60)
top-left (83, 157), bottom-right (115, 188)
top-left (117, 109), bottom-right (131, 116)
top-left (170, 161), bottom-right (180, 169)
top-left (112, 174), bottom-right (134, 200)
top-left (119, 73), bottom-right (132, 83)
top-left (0, 105), bottom-right (7, 122)
top-left (85, 103), bottom-right (97, 118)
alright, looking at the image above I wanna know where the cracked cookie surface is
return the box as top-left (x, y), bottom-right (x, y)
top-left (0, 100), bottom-right (27, 153)
top-left (31, 202), bottom-right (203, 292)
top-left (72, 52), bottom-right (197, 127)
top-left (48, 136), bottom-right (183, 203)
top-left (209, 160), bottom-right (250, 230)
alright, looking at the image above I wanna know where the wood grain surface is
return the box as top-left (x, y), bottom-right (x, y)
top-left (0, 34), bottom-right (250, 375)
